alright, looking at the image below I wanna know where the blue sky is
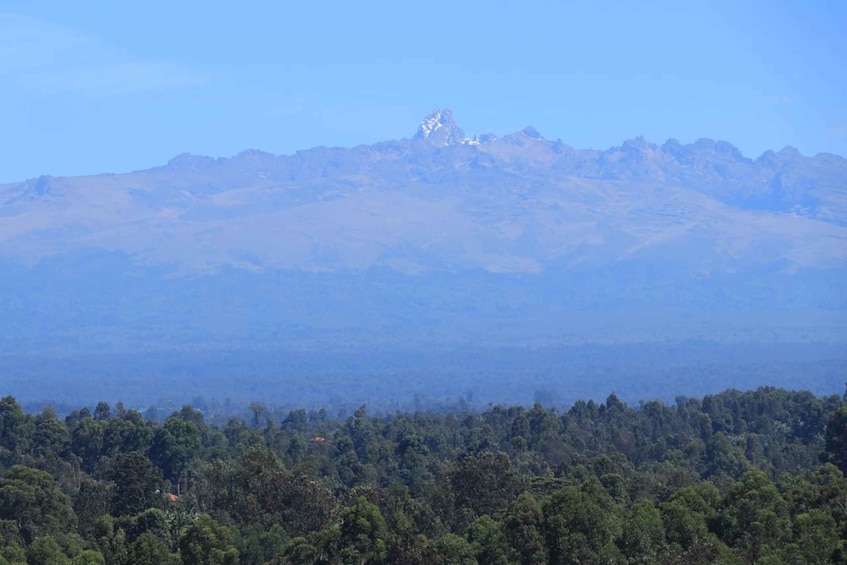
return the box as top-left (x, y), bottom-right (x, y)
top-left (1, 0), bottom-right (845, 182)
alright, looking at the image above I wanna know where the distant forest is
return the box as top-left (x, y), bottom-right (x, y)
top-left (1, 386), bottom-right (847, 564)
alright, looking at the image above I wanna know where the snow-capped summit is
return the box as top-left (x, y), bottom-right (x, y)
top-left (414, 109), bottom-right (466, 146)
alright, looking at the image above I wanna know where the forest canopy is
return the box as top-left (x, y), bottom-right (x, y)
top-left (0, 386), bottom-right (846, 564)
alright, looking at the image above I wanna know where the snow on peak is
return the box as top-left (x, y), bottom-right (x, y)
top-left (419, 110), bottom-right (448, 137)
top-left (414, 109), bottom-right (465, 146)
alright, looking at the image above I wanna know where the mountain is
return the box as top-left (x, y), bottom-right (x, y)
top-left (1, 109), bottom-right (846, 356)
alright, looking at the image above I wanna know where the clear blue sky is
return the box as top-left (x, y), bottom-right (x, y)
top-left (1, 0), bottom-right (845, 182)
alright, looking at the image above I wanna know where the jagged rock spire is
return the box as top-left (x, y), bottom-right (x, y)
top-left (414, 109), bottom-right (466, 146)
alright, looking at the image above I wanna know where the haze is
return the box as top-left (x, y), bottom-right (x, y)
top-left (1, 2), bottom-right (845, 412)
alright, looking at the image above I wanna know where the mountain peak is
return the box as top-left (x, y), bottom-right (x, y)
top-left (522, 126), bottom-right (543, 139)
top-left (166, 152), bottom-right (216, 170)
top-left (414, 109), bottom-right (466, 146)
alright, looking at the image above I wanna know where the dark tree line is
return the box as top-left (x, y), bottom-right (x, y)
top-left (0, 386), bottom-right (846, 563)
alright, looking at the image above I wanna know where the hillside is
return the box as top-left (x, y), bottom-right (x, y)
top-left (0, 109), bottom-right (845, 359)
top-left (2, 110), bottom-right (846, 273)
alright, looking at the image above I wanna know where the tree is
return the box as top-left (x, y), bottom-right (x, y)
top-left (70, 549), bottom-right (107, 565)
top-left (384, 511), bottom-right (430, 565)
top-left (281, 536), bottom-right (322, 564)
top-left (542, 485), bottom-right (622, 564)
top-left (91, 515), bottom-right (128, 565)
top-left (109, 452), bottom-right (163, 517)
top-left (150, 417), bottom-right (201, 487)
top-left (618, 500), bottom-right (665, 563)
top-left (451, 451), bottom-right (524, 519)
top-left (127, 532), bottom-right (178, 565)
top-left (179, 514), bottom-right (238, 565)
top-left (93, 402), bottom-right (111, 422)
top-left (227, 445), bottom-right (286, 528)
top-left (33, 406), bottom-right (70, 460)
top-left (249, 402), bottom-right (266, 429)
top-left (660, 484), bottom-right (725, 563)
top-left (125, 508), bottom-right (168, 544)
top-left (279, 473), bottom-right (339, 538)
top-left (26, 536), bottom-right (70, 565)
top-left (466, 515), bottom-right (510, 565)
top-left (0, 397), bottom-right (32, 463)
top-left (503, 492), bottom-right (547, 565)
top-left (427, 533), bottom-right (476, 565)
top-left (339, 497), bottom-right (387, 564)
top-left (824, 407), bottom-right (847, 474)
top-left (0, 465), bottom-right (76, 546)
top-left (100, 403), bottom-right (153, 457)
top-left (239, 523), bottom-right (288, 565)
top-left (102, 410), bottom-right (153, 458)
top-left (719, 469), bottom-right (790, 563)
top-left (787, 509), bottom-right (840, 564)
top-left (704, 431), bottom-right (748, 478)
top-left (70, 417), bottom-right (105, 474)
top-left (74, 478), bottom-right (112, 540)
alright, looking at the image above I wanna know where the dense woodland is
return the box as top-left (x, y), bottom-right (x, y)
top-left (1, 386), bottom-right (847, 564)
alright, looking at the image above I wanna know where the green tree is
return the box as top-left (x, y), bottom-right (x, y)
top-left (542, 485), bottom-right (622, 565)
top-left (150, 418), bottom-right (202, 487)
top-left (179, 514), bottom-right (238, 565)
top-left (0, 397), bottom-right (32, 464)
top-left (384, 511), bottom-right (430, 565)
top-left (227, 445), bottom-right (286, 528)
top-left (26, 536), bottom-right (70, 565)
top-left (660, 483), bottom-right (725, 563)
top-left (125, 508), bottom-right (168, 544)
top-left (787, 509), bottom-right (840, 564)
top-left (70, 549), bottom-right (107, 565)
top-left (339, 497), bottom-right (387, 564)
top-left (0, 465), bottom-right (76, 546)
top-left (705, 431), bottom-right (748, 478)
top-left (109, 452), bottom-right (163, 517)
top-left (91, 515), bottom-right (128, 565)
top-left (279, 473), bottom-right (339, 538)
top-left (451, 451), bottom-right (524, 519)
top-left (618, 500), bottom-right (665, 563)
top-left (466, 515), bottom-right (510, 565)
top-left (102, 410), bottom-right (153, 458)
top-left (127, 531), bottom-right (178, 565)
top-left (74, 478), bottom-right (112, 540)
top-left (503, 491), bottom-right (547, 565)
top-left (239, 523), bottom-right (288, 565)
top-left (719, 469), bottom-right (790, 563)
top-left (93, 402), bottom-right (111, 422)
top-left (70, 417), bottom-right (105, 474)
top-left (427, 533), bottom-right (476, 565)
top-left (280, 536), bottom-right (321, 564)
top-left (32, 407), bottom-right (70, 460)
top-left (824, 407), bottom-right (847, 474)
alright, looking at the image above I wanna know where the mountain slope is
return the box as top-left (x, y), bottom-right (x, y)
top-left (1, 109), bottom-right (845, 353)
